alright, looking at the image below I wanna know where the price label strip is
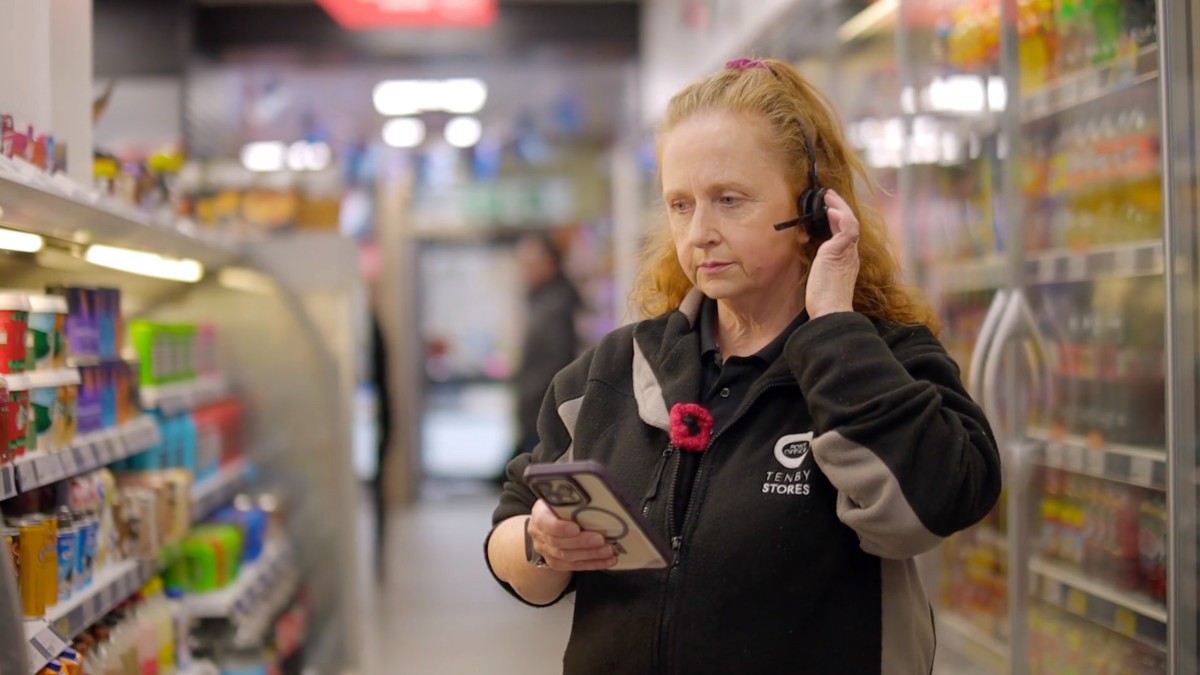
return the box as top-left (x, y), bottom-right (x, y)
top-left (1130, 456), bottom-right (1155, 488)
top-left (0, 465), bottom-right (13, 499)
top-left (58, 449), bottom-right (78, 477)
top-left (1085, 448), bottom-right (1107, 477)
top-left (1065, 444), bottom-right (1086, 473)
top-left (15, 459), bottom-right (38, 492)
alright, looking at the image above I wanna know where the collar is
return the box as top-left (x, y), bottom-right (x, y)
top-left (632, 288), bottom-right (806, 431)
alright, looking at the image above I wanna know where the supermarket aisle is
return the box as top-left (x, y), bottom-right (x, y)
top-left (363, 483), bottom-right (573, 675)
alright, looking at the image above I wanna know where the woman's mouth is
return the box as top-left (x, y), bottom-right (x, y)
top-left (699, 262), bottom-right (732, 273)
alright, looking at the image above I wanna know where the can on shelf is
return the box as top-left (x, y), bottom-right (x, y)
top-left (56, 507), bottom-right (76, 603)
top-left (40, 513), bottom-right (58, 608)
top-left (15, 515), bottom-right (46, 618)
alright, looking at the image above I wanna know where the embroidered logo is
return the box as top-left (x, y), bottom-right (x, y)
top-left (764, 432), bottom-right (815, 497)
top-left (773, 432), bottom-right (813, 469)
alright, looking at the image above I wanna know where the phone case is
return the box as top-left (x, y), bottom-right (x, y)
top-left (524, 461), bottom-right (672, 570)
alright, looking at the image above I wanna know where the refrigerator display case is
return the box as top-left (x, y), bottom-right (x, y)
top-left (639, 0), bottom-right (1197, 670)
top-left (823, 0), bottom-right (1198, 672)
top-left (754, 0), bottom-right (1198, 672)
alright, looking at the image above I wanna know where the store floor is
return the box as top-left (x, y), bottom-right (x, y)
top-left (361, 481), bottom-right (572, 675)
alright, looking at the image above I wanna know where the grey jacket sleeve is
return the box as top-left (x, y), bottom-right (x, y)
top-left (785, 312), bottom-right (1002, 559)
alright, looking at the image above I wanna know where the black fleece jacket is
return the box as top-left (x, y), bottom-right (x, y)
top-left (487, 290), bottom-right (1001, 674)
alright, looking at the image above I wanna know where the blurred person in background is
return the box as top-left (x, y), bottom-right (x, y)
top-left (484, 58), bottom-right (1001, 673)
top-left (495, 232), bottom-right (583, 485)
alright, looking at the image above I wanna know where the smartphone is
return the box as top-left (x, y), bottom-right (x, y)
top-left (524, 461), bottom-right (673, 571)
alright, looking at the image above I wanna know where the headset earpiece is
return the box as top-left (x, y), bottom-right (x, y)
top-left (799, 187), bottom-right (831, 241)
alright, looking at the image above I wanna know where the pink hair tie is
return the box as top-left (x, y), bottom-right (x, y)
top-left (725, 57), bottom-right (769, 71)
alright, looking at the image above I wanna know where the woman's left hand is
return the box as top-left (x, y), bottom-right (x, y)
top-left (805, 190), bottom-right (860, 319)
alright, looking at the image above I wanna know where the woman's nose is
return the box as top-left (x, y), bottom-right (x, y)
top-left (686, 206), bottom-right (719, 247)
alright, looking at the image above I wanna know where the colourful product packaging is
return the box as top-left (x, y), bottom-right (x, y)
top-left (76, 365), bottom-right (103, 434)
top-left (96, 289), bottom-right (115, 360)
top-left (113, 361), bottom-right (132, 425)
top-left (26, 294), bottom-right (67, 371)
top-left (73, 510), bottom-right (93, 591)
top-left (99, 361), bottom-right (117, 430)
top-left (27, 369), bottom-right (80, 453)
top-left (0, 292), bottom-right (30, 374)
top-left (213, 505), bottom-right (268, 563)
top-left (129, 321), bottom-right (162, 388)
top-left (55, 508), bottom-right (76, 603)
top-left (36, 659), bottom-right (63, 675)
top-left (6, 373), bottom-right (30, 457)
top-left (58, 649), bottom-right (82, 675)
top-left (40, 514), bottom-right (58, 608)
top-left (15, 515), bottom-right (46, 618)
top-left (47, 286), bottom-right (98, 361)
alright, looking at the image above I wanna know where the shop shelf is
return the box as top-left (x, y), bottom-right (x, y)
top-left (1023, 240), bottom-right (1163, 285)
top-left (191, 457), bottom-right (250, 524)
top-left (25, 557), bottom-right (161, 674)
top-left (1030, 556), bottom-right (1168, 651)
top-left (1021, 44), bottom-right (1160, 122)
top-left (935, 611), bottom-right (1010, 673)
top-left (1, 463), bottom-right (15, 501)
top-left (140, 374), bottom-right (232, 416)
top-left (1028, 428), bottom-right (1166, 491)
top-left (0, 160), bottom-right (238, 269)
top-left (184, 538), bottom-right (294, 622)
top-left (10, 417), bottom-right (162, 494)
top-left (926, 254), bottom-right (1008, 294)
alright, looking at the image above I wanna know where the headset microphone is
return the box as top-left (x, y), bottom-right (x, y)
top-left (774, 129), bottom-right (831, 241)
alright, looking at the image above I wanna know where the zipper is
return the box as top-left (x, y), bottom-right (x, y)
top-left (640, 445), bottom-right (675, 518)
top-left (674, 377), bottom-right (793, 555)
top-left (659, 376), bottom-right (794, 674)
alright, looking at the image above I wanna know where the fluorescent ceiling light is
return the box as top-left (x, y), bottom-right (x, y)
top-left (0, 227), bottom-right (44, 253)
top-left (837, 0), bottom-right (898, 43)
top-left (373, 78), bottom-right (488, 116)
top-left (240, 141), bottom-right (286, 172)
top-left (85, 244), bottom-right (204, 283)
top-left (445, 117), bottom-right (482, 148)
top-left (287, 141), bottom-right (332, 171)
top-left (382, 118), bottom-right (427, 148)
top-left (441, 79), bottom-right (488, 114)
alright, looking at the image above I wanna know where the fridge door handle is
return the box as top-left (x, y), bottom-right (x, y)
top-left (981, 289), bottom-right (1025, 425)
top-left (968, 289), bottom-right (1012, 405)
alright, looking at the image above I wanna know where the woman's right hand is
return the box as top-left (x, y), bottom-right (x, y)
top-left (527, 499), bottom-right (620, 571)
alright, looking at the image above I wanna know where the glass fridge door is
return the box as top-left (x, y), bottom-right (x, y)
top-left (894, 1), bottom-right (1013, 672)
top-left (1012, 0), bottom-right (1172, 671)
top-left (1160, 0), bottom-right (1200, 672)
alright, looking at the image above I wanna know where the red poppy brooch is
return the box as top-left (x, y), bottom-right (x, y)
top-left (669, 403), bottom-right (714, 452)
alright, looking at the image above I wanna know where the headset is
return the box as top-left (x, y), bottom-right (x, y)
top-left (772, 129), bottom-right (831, 241)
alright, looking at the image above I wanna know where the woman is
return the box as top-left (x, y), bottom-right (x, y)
top-left (484, 58), bottom-right (1001, 674)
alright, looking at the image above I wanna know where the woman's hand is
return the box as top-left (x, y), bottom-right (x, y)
top-left (527, 499), bottom-right (619, 571)
top-left (806, 190), bottom-right (860, 320)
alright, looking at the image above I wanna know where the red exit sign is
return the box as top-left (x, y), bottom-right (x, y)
top-left (317, 0), bottom-right (497, 29)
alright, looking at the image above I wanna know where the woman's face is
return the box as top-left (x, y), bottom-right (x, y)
top-left (660, 111), bottom-right (807, 311)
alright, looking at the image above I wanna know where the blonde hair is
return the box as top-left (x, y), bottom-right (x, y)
top-left (632, 59), bottom-right (938, 332)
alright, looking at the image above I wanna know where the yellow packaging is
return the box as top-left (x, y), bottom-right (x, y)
top-left (15, 516), bottom-right (46, 618)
